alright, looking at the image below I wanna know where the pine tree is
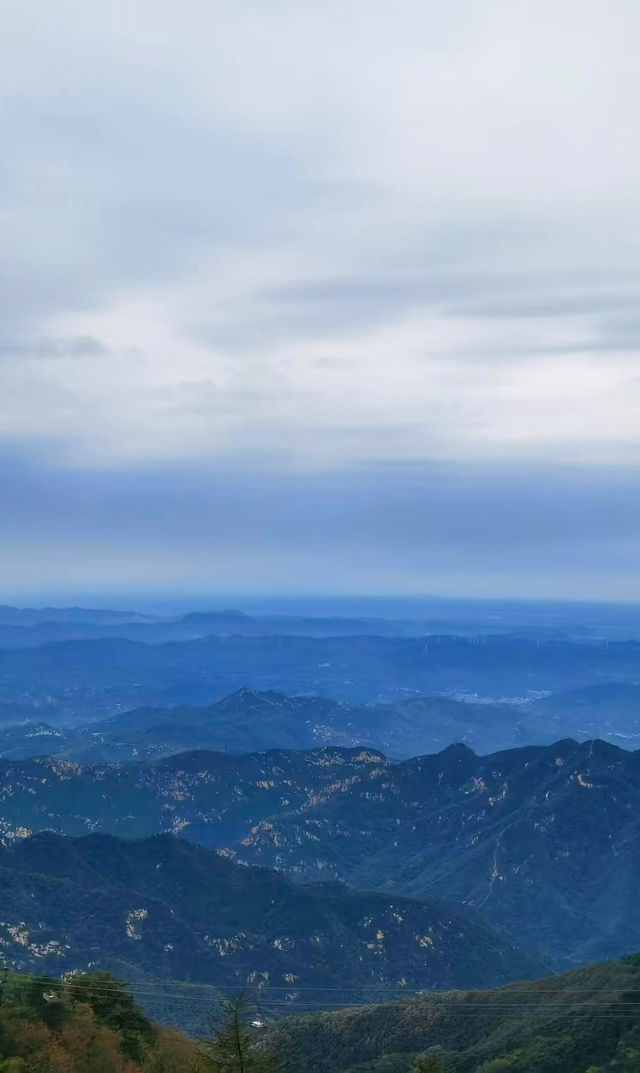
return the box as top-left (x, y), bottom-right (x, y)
top-left (411, 1053), bottom-right (445, 1073)
top-left (202, 991), bottom-right (280, 1073)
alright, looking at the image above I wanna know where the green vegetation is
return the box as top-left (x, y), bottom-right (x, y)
top-left (2, 943), bottom-right (640, 1073)
top-left (0, 968), bottom-right (207, 1073)
top-left (261, 951), bottom-right (640, 1073)
top-left (202, 991), bottom-right (281, 1073)
top-left (0, 970), bottom-right (287, 1073)
top-left (411, 1055), bottom-right (446, 1073)
top-left (0, 831), bottom-right (542, 1002)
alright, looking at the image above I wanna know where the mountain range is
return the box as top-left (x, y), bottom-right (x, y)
top-left (0, 607), bottom-right (429, 648)
top-left (3, 596), bottom-right (638, 644)
top-left (238, 737), bottom-right (640, 967)
top-left (0, 631), bottom-right (638, 724)
top-left (0, 830), bottom-right (543, 1002)
top-left (1, 733), bottom-right (640, 968)
top-left (1, 681), bottom-right (640, 764)
top-left (0, 743), bottom-right (384, 845)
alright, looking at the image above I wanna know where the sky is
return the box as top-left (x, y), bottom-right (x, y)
top-left (1, 0), bottom-right (640, 602)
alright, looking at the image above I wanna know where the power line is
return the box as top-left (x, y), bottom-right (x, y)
top-left (12, 974), bottom-right (640, 997)
top-left (8, 986), bottom-right (640, 1014)
top-left (15, 971), bottom-right (640, 994)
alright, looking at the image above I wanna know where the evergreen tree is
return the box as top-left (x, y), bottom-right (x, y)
top-left (202, 992), bottom-right (279, 1073)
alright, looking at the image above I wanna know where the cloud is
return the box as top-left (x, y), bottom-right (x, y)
top-left (1, 0), bottom-right (639, 596)
top-left (0, 336), bottom-right (108, 360)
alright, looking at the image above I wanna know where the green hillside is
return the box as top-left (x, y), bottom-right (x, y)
top-left (262, 951), bottom-right (640, 1073)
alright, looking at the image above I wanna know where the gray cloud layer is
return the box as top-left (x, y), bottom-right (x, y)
top-left (1, 456), bottom-right (638, 601)
top-left (1, 1), bottom-right (639, 596)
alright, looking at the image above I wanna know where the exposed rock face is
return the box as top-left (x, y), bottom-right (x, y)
top-left (238, 738), bottom-right (640, 965)
top-left (0, 831), bottom-right (544, 1000)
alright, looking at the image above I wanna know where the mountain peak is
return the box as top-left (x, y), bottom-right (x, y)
top-left (438, 742), bottom-right (477, 759)
top-left (220, 686), bottom-right (291, 708)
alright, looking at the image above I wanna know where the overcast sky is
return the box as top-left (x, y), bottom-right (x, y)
top-left (1, 0), bottom-right (639, 602)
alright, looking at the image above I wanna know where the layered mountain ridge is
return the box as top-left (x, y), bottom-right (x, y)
top-left (0, 735), bottom-right (640, 969)
top-left (238, 736), bottom-right (640, 966)
top-left (0, 631), bottom-right (638, 723)
top-left (2, 681), bottom-right (640, 763)
top-left (0, 830), bottom-right (543, 1001)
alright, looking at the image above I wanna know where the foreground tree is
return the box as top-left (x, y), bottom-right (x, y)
top-left (411, 1053), bottom-right (445, 1073)
top-left (64, 972), bottom-right (154, 1061)
top-left (142, 1025), bottom-right (208, 1073)
top-left (202, 992), bottom-right (280, 1073)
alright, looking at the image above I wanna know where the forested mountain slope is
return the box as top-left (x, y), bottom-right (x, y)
top-left (238, 738), bottom-right (640, 966)
top-left (0, 832), bottom-right (543, 1000)
top-left (263, 950), bottom-right (640, 1073)
top-left (2, 736), bottom-right (640, 968)
top-left (0, 745), bottom-right (384, 845)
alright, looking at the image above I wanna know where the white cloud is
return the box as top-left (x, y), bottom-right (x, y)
top-left (1, 0), bottom-right (640, 470)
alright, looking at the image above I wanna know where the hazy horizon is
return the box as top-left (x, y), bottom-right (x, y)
top-left (3, 591), bottom-right (640, 618)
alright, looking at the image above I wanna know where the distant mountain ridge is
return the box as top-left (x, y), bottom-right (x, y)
top-left (0, 606), bottom-right (437, 647)
top-left (0, 687), bottom-right (538, 762)
top-left (0, 630), bottom-right (638, 722)
top-left (0, 743), bottom-right (386, 846)
top-left (1, 681), bottom-right (640, 762)
top-left (2, 596), bottom-right (640, 641)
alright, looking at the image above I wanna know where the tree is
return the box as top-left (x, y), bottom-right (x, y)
top-left (64, 972), bottom-right (154, 1062)
top-left (202, 992), bottom-right (279, 1073)
top-left (22, 974), bottom-right (68, 1030)
top-left (142, 1026), bottom-right (208, 1073)
top-left (411, 1053), bottom-right (445, 1073)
